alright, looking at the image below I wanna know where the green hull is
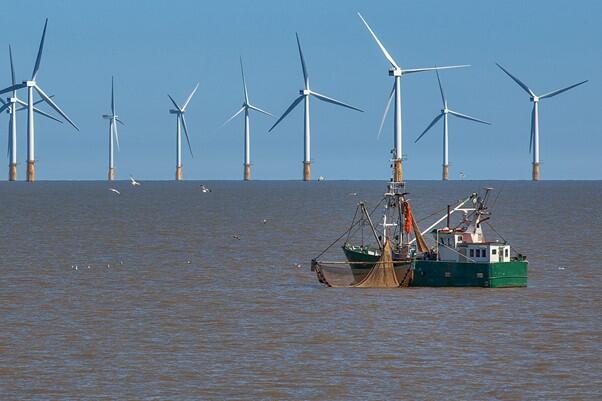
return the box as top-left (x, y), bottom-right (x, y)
top-left (342, 245), bottom-right (380, 269)
top-left (412, 260), bottom-right (528, 288)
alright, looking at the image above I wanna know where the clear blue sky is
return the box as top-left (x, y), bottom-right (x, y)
top-left (2, 0), bottom-right (600, 180)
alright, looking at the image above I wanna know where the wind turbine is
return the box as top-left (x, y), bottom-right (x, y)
top-left (0, 18), bottom-right (79, 182)
top-left (268, 33), bottom-right (363, 181)
top-left (357, 12), bottom-right (468, 182)
top-left (222, 57), bottom-right (274, 180)
top-left (102, 77), bottom-right (124, 181)
top-left (0, 45), bottom-right (60, 181)
top-left (415, 69), bottom-right (490, 180)
top-left (168, 83), bottom-right (198, 180)
top-left (496, 63), bottom-right (588, 181)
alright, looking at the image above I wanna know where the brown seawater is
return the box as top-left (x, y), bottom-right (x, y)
top-left (0, 181), bottom-right (600, 400)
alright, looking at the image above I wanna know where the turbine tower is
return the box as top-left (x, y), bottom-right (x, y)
top-left (496, 63), bottom-right (588, 181)
top-left (0, 45), bottom-right (60, 180)
top-left (222, 57), bottom-right (274, 180)
top-left (168, 83), bottom-right (198, 181)
top-left (269, 33), bottom-right (363, 181)
top-left (102, 77), bottom-right (124, 181)
top-left (415, 69), bottom-right (490, 180)
top-left (0, 19), bottom-right (79, 182)
top-left (357, 12), bottom-right (468, 182)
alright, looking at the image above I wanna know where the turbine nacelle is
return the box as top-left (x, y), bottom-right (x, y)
top-left (530, 96), bottom-right (539, 103)
top-left (169, 109), bottom-right (180, 114)
top-left (301, 89), bottom-right (311, 96)
top-left (24, 80), bottom-right (35, 87)
top-left (389, 68), bottom-right (402, 77)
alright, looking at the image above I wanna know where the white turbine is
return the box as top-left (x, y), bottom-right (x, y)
top-left (496, 63), bottom-right (588, 181)
top-left (222, 57), bottom-right (274, 181)
top-left (168, 83), bottom-right (198, 181)
top-left (415, 69), bottom-right (490, 180)
top-left (0, 19), bottom-right (79, 182)
top-left (269, 33), bottom-right (363, 181)
top-left (357, 12), bottom-right (468, 182)
top-left (102, 77), bottom-right (125, 181)
top-left (0, 45), bottom-right (61, 181)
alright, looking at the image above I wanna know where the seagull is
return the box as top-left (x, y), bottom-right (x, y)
top-left (130, 176), bottom-right (141, 186)
top-left (232, 234), bottom-right (241, 240)
top-left (262, 219), bottom-right (268, 224)
top-left (109, 188), bottom-right (121, 195)
top-left (200, 184), bottom-right (211, 193)
top-left (317, 176), bottom-right (325, 182)
top-left (348, 192), bottom-right (358, 196)
top-left (294, 263), bottom-right (302, 268)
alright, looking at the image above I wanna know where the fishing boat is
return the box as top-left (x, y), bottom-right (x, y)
top-left (315, 186), bottom-right (528, 288)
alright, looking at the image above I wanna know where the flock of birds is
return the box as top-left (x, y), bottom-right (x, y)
top-left (107, 177), bottom-right (210, 195)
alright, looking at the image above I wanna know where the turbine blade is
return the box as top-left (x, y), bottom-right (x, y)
top-left (448, 110), bottom-right (491, 125)
top-left (0, 83), bottom-right (26, 96)
top-left (529, 105), bottom-right (535, 154)
top-left (33, 106), bottom-right (63, 123)
top-left (402, 65), bottom-right (470, 74)
top-left (248, 104), bottom-right (275, 118)
top-left (21, 97), bottom-right (56, 111)
top-left (221, 106), bottom-right (245, 128)
top-left (32, 18), bottom-right (48, 80)
top-left (0, 103), bottom-right (9, 114)
top-left (310, 90), bottom-right (363, 112)
top-left (435, 69), bottom-right (445, 106)
top-left (540, 80), bottom-right (588, 99)
top-left (180, 114), bottom-right (194, 158)
top-left (34, 95), bottom-right (54, 106)
top-left (357, 12), bottom-right (399, 69)
top-left (415, 113), bottom-right (443, 143)
top-left (9, 45), bottom-right (15, 86)
top-left (111, 76), bottom-right (115, 115)
top-left (116, 117), bottom-right (125, 126)
top-left (377, 84), bottom-right (395, 139)
top-left (167, 94), bottom-right (180, 111)
top-left (268, 95), bottom-right (304, 132)
top-left (182, 83), bottom-right (199, 111)
top-left (495, 63), bottom-right (534, 97)
top-left (7, 117), bottom-right (11, 159)
top-left (33, 84), bottom-right (79, 131)
top-left (240, 57), bottom-right (249, 104)
top-left (0, 97), bottom-right (5, 105)
top-left (295, 33), bottom-right (309, 89)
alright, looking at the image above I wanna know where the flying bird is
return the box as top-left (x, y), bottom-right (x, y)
top-left (129, 176), bottom-right (141, 186)
top-left (232, 234), bottom-right (241, 240)
top-left (109, 188), bottom-right (121, 195)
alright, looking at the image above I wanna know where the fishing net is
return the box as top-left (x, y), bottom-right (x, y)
top-left (313, 241), bottom-right (413, 288)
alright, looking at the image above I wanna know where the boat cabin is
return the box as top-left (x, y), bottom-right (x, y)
top-left (433, 228), bottom-right (511, 263)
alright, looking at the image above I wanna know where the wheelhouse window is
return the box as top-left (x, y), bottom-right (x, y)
top-left (492, 249), bottom-right (497, 255)
top-left (475, 249), bottom-right (481, 257)
top-left (483, 249), bottom-right (487, 257)
top-left (470, 249), bottom-right (474, 257)
top-left (505, 249), bottom-right (509, 257)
